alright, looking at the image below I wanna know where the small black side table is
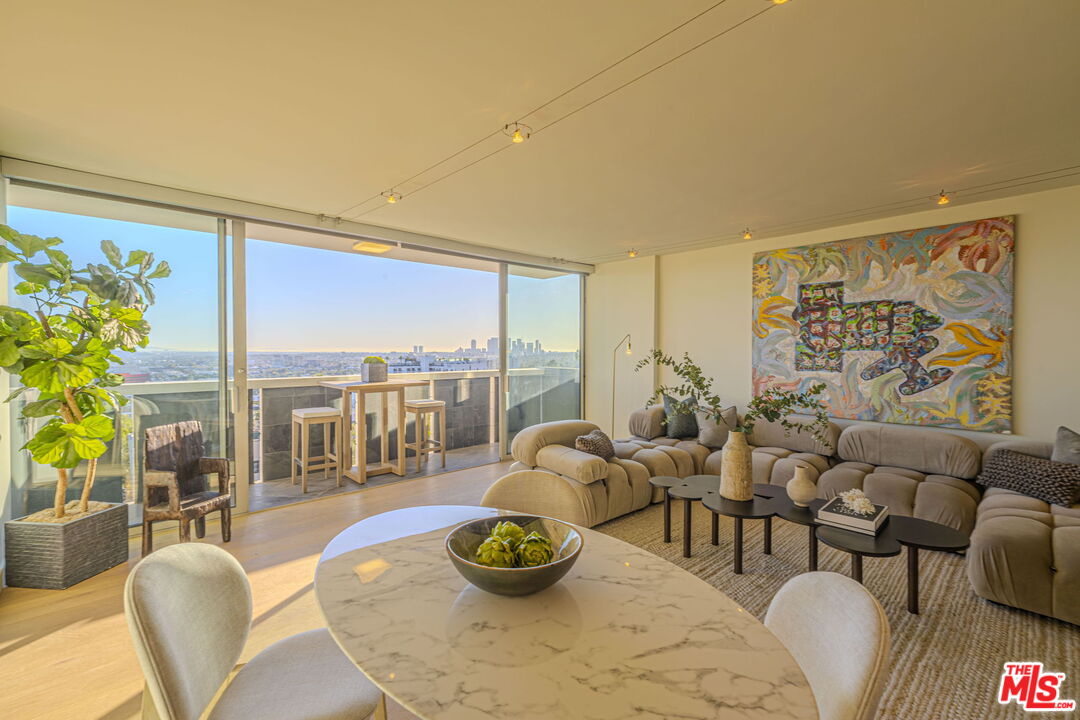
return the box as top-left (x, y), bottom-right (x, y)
top-left (646, 475), bottom-right (682, 543)
top-left (701, 488), bottom-right (780, 574)
top-left (667, 475), bottom-right (721, 558)
top-left (891, 515), bottom-right (970, 614)
top-left (817, 521), bottom-right (902, 584)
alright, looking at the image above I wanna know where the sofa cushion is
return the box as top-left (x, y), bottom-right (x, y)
top-left (575, 429), bottom-right (615, 460)
top-left (511, 419), bottom-right (599, 466)
top-left (628, 406), bottom-right (665, 441)
top-left (837, 424), bottom-right (980, 479)
top-left (663, 394), bottom-right (698, 439)
top-left (695, 406), bottom-right (737, 449)
top-left (750, 414), bottom-right (839, 457)
top-left (534, 445), bottom-right (608, 484)
top-left (978, 449), bottom-right (1080, 507)
top-left (1052, 425), bottom-right (1080, 465)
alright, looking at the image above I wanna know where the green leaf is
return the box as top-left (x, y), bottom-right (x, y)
top-left (19, 357), bottom-right (96, 393)
top-left (20, 397), bottom-right (64, 418)
top-left (14, 263), bottom-right (57, 285)
top-left (45, 248), bottom-right (72, 270)
top-left (14, 281), bottom-right (39, 295)
top-left (101, 239), bottom-right (123, 268)
top-left (80, 414), bottom-right (115, 440)
top-left (125, 249), bottom-right (148, 268)
top-left (70, 434), bottom-right (107, 458)
top-left (5, 386), bottom-right (28, 403)
top-left (0, 246), bottom-right (19, 264)
top-left (0, 337), bottom-right (19, 367)
top-left (0, 224), bottom-right (19, 244)
top-left (147, 260), bottom-right (171, 279)
top-left (8, 232), bottom-right (50, 257)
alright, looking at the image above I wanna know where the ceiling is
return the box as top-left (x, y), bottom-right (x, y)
top-left (2, 0), bottom-right (1079, 264)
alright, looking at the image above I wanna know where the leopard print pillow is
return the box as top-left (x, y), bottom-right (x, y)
top-left (575, 429), bottom-right (615, 460)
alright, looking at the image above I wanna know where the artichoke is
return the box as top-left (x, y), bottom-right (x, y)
top-left (516, 531), bottom-right (554, 567)
top-left (491, 521), bottom-right (526, 549)
top-left (475, 536), bottom-right (516, 568)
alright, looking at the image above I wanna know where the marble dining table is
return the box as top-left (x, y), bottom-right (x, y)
top-left (315, 505), bottom-right (817, 720)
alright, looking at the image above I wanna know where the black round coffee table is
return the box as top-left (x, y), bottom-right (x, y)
top-left (667, 475), bottom-right (721, 558)
top-left (817, 515), bottom-right (969, 614)
top-left (701, 487), bottom-right (780, 574)
top-left (646, 475), bottom-right (683, 544)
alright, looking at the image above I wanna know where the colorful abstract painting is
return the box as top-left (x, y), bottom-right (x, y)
top-left (752, 217), bottom-right (1014, 432)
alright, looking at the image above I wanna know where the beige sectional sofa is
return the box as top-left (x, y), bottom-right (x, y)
top-left (817, 423), bottom-right (983, 535)
top-left (623, 406), bottom-right (840, 486)
top-left (966, 440), bottom-right (1080, 625)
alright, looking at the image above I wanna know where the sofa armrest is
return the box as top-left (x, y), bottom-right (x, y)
top-left (984, 440), bottom-right (1054, 465)
top-left (628, 406), bottom-right (665, 441)
top-left (535, 445), bottom-right (609, 484)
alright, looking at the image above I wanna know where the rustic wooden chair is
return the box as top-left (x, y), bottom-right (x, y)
top-left (142, 420), bottom-right (232, 556)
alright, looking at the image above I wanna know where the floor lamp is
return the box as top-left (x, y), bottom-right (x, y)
top-left (611, 334), bottom-right (632, 436)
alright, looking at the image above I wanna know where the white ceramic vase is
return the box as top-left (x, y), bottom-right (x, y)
top-left (719, 430), bottom-right (754, 501)
top-left (786, 463), bottom-right (817, 507)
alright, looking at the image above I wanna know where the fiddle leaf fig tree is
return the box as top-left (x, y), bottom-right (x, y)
top-left (0, 223), bottom-right (170, 520)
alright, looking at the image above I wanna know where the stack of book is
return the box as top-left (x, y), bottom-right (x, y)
top-left (816, 497), bottom-right (889, 536)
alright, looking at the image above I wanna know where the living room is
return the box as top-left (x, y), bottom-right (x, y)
top-left (1, 2), bottom-right (1078, 720)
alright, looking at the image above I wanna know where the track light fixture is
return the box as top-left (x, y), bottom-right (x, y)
top-left (503, 122), bottom-right (532, 144)
top-left (628, 249), bottom-right (638, 258)
top-left (743, 228), bottom-right (753, 240)
top-left (937, 190), bottom-right (951, 206)
top-left (382, 191), bottom-right (401, 204)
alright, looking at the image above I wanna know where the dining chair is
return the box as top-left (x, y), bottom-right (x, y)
top-left (124, 543), bottom-right (384, 720)
top-left (765, 572), bottom-right (891, 720)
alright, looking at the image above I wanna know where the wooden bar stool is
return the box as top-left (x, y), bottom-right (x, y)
top-left (291, 407), bottom-right (342, 493)
top-left (404, 400), bottom-right (446, 472)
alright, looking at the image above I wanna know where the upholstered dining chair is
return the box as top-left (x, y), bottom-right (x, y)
top-left (765, 572), bottom-right (891, 720)
top-left (124, 543), bottom-right (384, 720)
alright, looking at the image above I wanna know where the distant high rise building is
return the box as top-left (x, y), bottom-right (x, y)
top-left (526, 342), bottom-right (534, 354)
top-left (535, 339), bottom-right (543, 353)
top-left (470, 338), bottom-right (477, 351)
top-left (487, 337), bottom-right (499, 355)
top-left (412, 345), bottom-right (424, 353)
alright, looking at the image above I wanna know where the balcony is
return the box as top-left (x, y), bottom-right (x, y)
top-left (6, 367), bottom-right (581, 521)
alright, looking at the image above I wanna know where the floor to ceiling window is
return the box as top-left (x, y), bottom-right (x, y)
top-left (3, 185), bottom-right (229, 526)
top-left (244, 226), bottom-right (501, 510)
top-left (505, 265), bottom-right (583, 447)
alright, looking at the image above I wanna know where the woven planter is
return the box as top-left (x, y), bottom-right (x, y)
top-left (361, 363), bottom-right (387, 383)
top-left (4, 503), bottom-right (129, 589)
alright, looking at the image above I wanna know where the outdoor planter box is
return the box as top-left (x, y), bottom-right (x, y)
top-left (361, 363), bottom-right (388, 383)
top-left (4, 503), bottom-right (129, 589)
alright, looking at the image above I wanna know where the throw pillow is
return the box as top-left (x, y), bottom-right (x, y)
top-left (696, 406), bottom-right (738, 449)
top-left (1051, 425), bottom-right (1080, 465)
top-left (663, 394), bottom-right (698, 439)
top-left (978, 449), bottom-right (1080, 507)
top-left (575, 429), bottom-right (615, 460)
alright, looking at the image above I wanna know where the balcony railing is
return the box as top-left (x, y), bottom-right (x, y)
top-left (7, 367), bottom-right (580, 524)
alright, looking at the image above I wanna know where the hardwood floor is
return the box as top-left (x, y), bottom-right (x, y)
top-left (0, 461), bottom-right (510, 720)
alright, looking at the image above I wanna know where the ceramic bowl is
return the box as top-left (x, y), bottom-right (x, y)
top-left (445, 515), bottom-right (583, 596)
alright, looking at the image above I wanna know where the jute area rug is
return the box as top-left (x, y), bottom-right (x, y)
top-left (596, 501), bottom-right (1079, 720)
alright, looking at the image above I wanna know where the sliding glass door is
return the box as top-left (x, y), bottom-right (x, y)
top-left (503, 265), bottom-right (583, 449)
top-left (3, 185), bottom-right (232, 525)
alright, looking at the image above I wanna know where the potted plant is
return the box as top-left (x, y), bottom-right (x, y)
top-left (0, 224), bottom-right (169, 589)
top-left (361, 355), bottom-right (387, 383)
top-left (714, 383), bottom-right (831, 501)
top-left (634, 350), bottom-right (725, 430)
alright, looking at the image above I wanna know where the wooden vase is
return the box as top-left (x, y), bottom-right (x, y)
top-left (786, 463), bottom-right (817, 507)
top-left (719, 430), bottom-right (753, 501)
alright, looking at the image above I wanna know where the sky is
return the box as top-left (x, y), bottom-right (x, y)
top-left (6, 205), bottom-right (581, 352)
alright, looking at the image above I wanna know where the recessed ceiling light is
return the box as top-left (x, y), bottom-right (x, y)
top-left (628, 249), bottom-right (638, 258)
top-left (937, 190), bottom-right (951, 206)
top-left (382, 191), bottom-right (401, 204)
top-left (353, 240), bottom-right (393, 254)
top-left (743, 228), bottom-right (753, 240)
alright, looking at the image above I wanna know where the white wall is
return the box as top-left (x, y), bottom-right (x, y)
top-left (589, 184), bottom-right (1080, 443)
top-left (583, 256), bottom-right (658, 436)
